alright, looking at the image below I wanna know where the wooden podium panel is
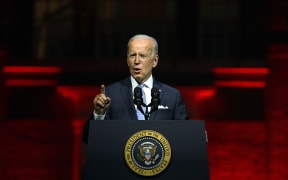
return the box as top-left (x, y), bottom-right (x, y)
top-left (84, 120), bottom-right (210, 179)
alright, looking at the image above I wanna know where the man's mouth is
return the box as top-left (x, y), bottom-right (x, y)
top-left (134, 68), bottom-right (141, 74)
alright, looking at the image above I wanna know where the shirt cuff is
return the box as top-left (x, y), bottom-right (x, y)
top-left (93, 110), bottom-right (105, 120)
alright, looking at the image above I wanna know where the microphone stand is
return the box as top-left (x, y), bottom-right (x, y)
top-left (134, 87), bottom-right (160, 120)
top-left (136, 103), bottom-right (152, 120)
top-left (141, 103), bottom-right (159, 120)
top-left (144, 105), bottom-right (150, 120)
top-left (135, 103), bottom-right (150, 120)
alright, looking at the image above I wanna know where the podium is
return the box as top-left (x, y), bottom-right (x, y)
top-left (84, 120), bottom-right (210, 179)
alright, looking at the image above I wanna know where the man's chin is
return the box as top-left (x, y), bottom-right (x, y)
top-left (133, 75), bottom-right (143, 83)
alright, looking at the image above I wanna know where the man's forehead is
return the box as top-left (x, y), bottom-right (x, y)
top-left (129, 45), bottom-right (151, 52)
top-left (130, 38), bottom-right (152, 45)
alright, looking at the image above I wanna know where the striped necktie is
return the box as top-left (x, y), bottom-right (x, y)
top-left (136, 84), bottom-right (146, 120)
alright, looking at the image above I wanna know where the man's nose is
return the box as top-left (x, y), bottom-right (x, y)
top-left (135, 55), bottom-right (141, 63)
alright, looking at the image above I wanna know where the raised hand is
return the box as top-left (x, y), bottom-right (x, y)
top-left (93, 85), bottom-right (111, 115)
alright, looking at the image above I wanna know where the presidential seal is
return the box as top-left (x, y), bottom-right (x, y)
top-left (124, 130), bottom-right (172, 176)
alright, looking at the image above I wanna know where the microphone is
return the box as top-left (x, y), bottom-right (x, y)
top-left (149, 87), bottom-right (160, 113)
top-left (133, 86), bottom-right (145, 114)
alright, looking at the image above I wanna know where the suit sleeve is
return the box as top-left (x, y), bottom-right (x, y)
top-left (174, 92), bottom-right (190, 120)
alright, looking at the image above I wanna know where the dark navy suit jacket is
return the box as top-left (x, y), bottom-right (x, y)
top-left (82, 77), bottom-right (189, 144)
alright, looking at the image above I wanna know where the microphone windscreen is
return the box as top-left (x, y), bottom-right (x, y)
top-left (133, 87), bottom-right (143, 106)
top-left (151, 87), bottom-right (160, 98)
top-left (134, 86), bottom-right (142, 98)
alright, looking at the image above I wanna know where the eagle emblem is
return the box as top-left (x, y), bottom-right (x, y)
top-left (124, 130), bottom-right (172, 176)
top-left (138, 142), bottom-right (159, 165)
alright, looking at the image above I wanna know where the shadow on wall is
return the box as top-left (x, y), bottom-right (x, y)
top-left (6, 86), bottom-right (75, 120)
top-left (197, 88), bottom-right (265, 120)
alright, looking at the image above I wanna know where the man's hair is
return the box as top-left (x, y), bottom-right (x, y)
top-left (127, 34), bottom-right (158, 57)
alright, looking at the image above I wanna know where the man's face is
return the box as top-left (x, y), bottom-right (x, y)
top-left (127, 38), bottom-right (158, 83)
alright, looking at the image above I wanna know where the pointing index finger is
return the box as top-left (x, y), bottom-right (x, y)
top-left (100, 84), bottom-right (105, 95)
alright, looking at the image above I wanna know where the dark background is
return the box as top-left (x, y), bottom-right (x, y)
top-left (1, 0), bottom-right (288, 179)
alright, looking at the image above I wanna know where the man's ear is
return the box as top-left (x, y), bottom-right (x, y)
top-left (153, 55), bottom-right (159, 68)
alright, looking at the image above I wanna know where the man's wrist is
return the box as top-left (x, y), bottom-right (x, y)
top-left (93, 110), bottom-right (105, 120)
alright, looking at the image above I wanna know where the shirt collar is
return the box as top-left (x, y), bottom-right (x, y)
top-left (131, 75), bottom-right (153, 90)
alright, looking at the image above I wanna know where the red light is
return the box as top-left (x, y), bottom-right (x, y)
top-left (196, 89), bottom-right (215, 98)
top-left (56, 86), bottom-right (81, 102)
top-left (215, 80), bottom-right (266, 88)
top-left (3, 66), bottom-right (62, 74)
top-left (213, 67), bottom-right (269, 74)
top-left (6, 79), bottom-right (58, 86)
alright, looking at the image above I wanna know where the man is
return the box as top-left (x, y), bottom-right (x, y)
top-left (82, 34), bottom-right (189, 144)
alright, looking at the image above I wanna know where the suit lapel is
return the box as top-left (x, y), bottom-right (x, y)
top-left (120, 78), bottom-right (138, 120)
